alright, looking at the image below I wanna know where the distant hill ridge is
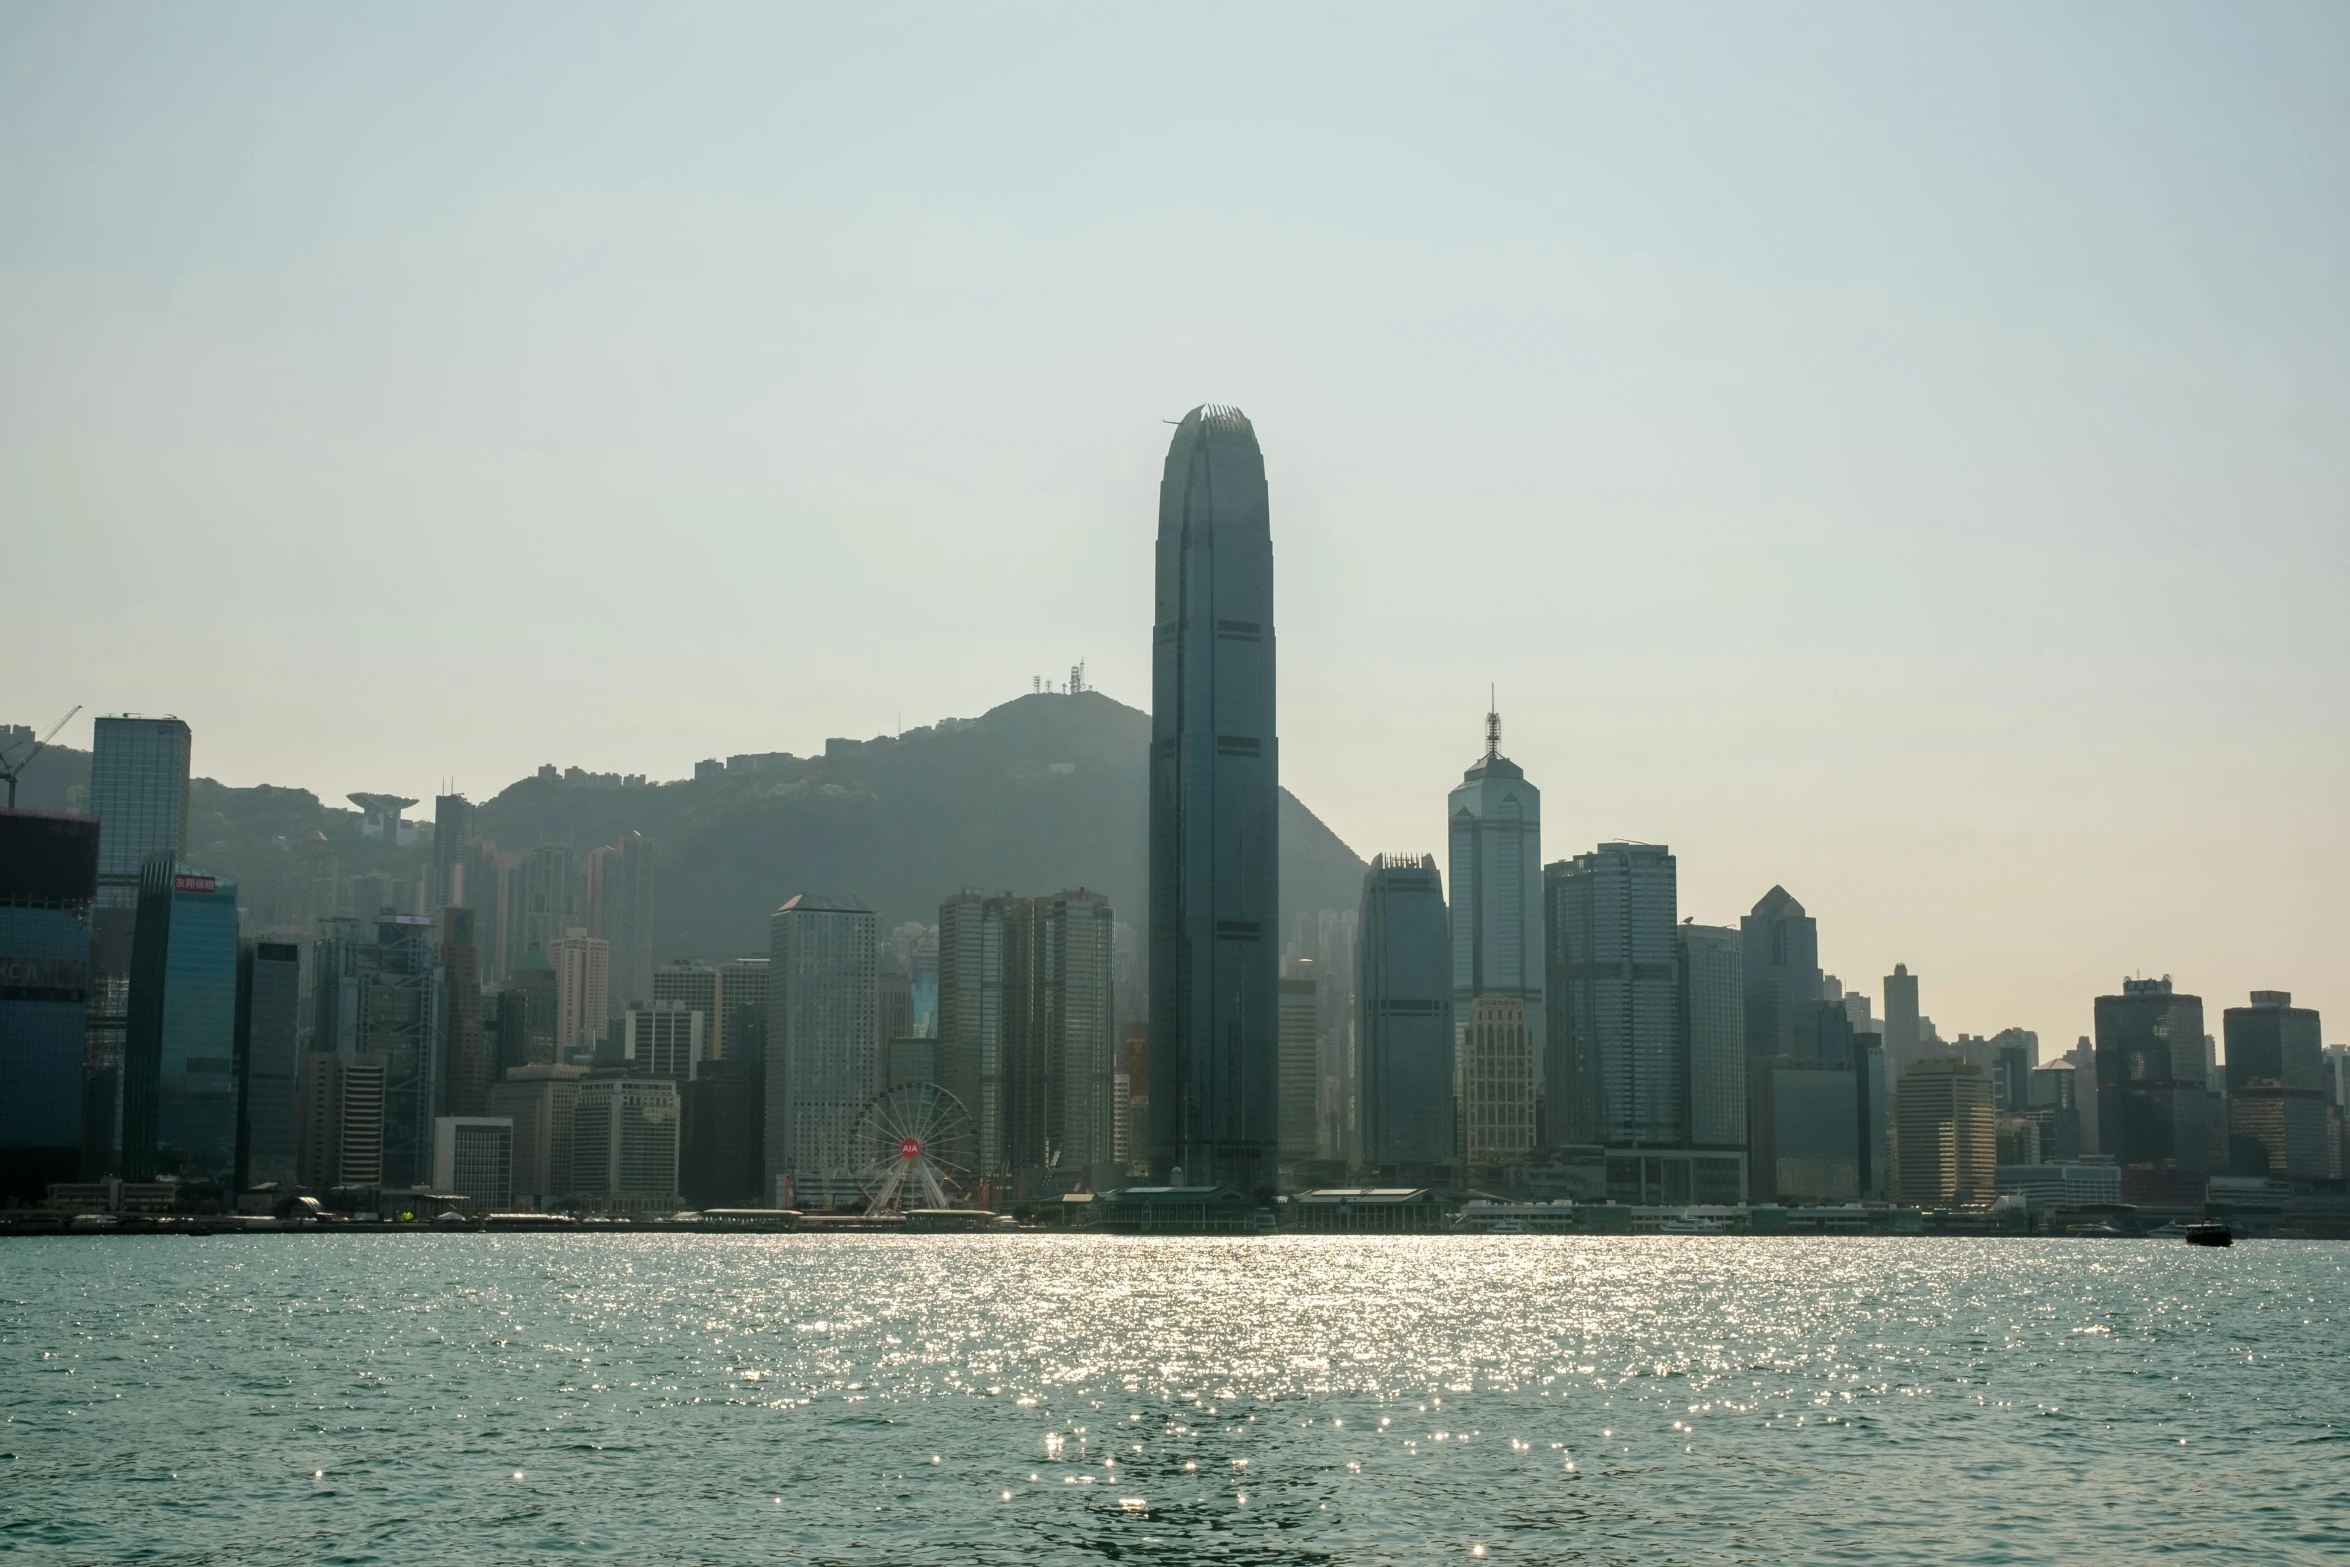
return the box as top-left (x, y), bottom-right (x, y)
top-left (9, 693), bottom-right (1369, 957)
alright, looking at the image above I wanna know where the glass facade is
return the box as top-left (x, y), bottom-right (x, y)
top-left (1547, 843), bottom-right (1679, 1146)
top-left (1357, 854), bottom-right (1453, 1167)
top-left (1148, 404), bottom-right (1280, 1192)
top-left (2223, 992), bottom-right (2326, 1181)
top-left (89, 717), bottom-right (191, 907)
top-left (766, 895), bottom-right (877, 1205)
top-left (1741, 886), bottom-right (1822, 1059)
top-left (1447, 725), bottom-right (1543, 1104)
top-left (1677, 922), bottom-right (1746, 1149)
top-left (124, 855), bottom-right (240, 1186)
top-left (2094, 978), bottom-right (2209, 1202)
top-left (235, 940), bottom-right (302, 1191)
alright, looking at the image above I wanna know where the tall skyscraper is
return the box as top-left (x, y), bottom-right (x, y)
top-left (1676, 922), bottom-right (1747, 1153)
top-left (488, 1062), bottom-right (587, 1207)
top-left (1148, 403), bottom-right (1280, 1192)
top-left (1547, 843), bottom-right (1680, 1147)
top-left (1741, 887), bottom-right (1821, 1060)
top-left (1277, 973), bottom-right (1319, 1165)
top-left (123, 854), bottom-right (240, 1186)
top-left (766, 894), bottom-right (877, 1209)
top-left (938, 889), bottom-right (1016, 1176)
top-left (549, 928), bottom-right (609, 1058)
top-left (1008, 889), bottom-right (1117, 1184)
top-left (593, 832), bottom-right (655, 1013)
top-left (1459, 995), bottom-right (1536, 1167)
top-left (2094, 976), bottom-right (2210, 1203)
top-left (2223, 991), bottom-right (2325, 1181)
top-left (1894, 1056), bottom-right (1996, 1205)
top-left (0, 810), bottom-right (99, 1202)
top-left (430, 794), bottom-right (474, 910)
top-left (1358, 853), bottom-right (1454, 1168)
top-left (571, 1076), bottom-right (681, 1208)
top-left (438, 907), bottom-right (488, 1118)
top-left (716, 956), bottom-right (769, 1062)
top-left (89, 717), bottom-right (191, 908)
top-left (654, 960), bottom-right (720, 1045)
top-left (233, 938), bottom-right (301, 1193)
top-left (1882, 963), bottom-right (1921, 1086)
top-left (1448, 705), bottom-right (1543, 1115)
top-left (510, 844), bottom-right (578, 973)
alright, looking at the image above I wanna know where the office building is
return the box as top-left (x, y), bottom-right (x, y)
top-left (1895, 1056), bottom-right (1997, 1205)
top-left (681, 1055), bottom-right (764, 1208)
top-left (456, 836), bottom-right (514, 977)
top-left (495, 950), bottom-right (559, 1071)
top-left (2224, 991), bottom-right (2326, 1182)
top-left (509, 843), bottom-right (578, 976)
top-left (1547, 843), bottom-right (1680, 1146)
top-left (592, 832), bottom-right (655, 1013)
top-left (549, 927), bottom-right (609, 1058)
top-left (1741, 886), bottom-right (1822, 1060)
top-left (1995, 1158), bottom-right (2122, 1210)
top-left (123, 855), bottom-right (240, 1188)
top-left (1147, 404), bottom-right (1280, 1192)
top-left (1008, 889), bottom-right (1117, 1184)
top-left (877, 960), bottom-right (914, 1048)
top-left (233, 939), bottom-right (301, 1192)
top-left (717, 956), bottom-right (769, 1061)
top-left (1288, 907), bottom-right (1360, 1162)
top-left (2094, 976), bottom-right (2210, 1203)
top-left (432, 1116), bottom-right (513, 1209)
top-left (295, 1050), bottom-right (386, 1190)
top-left (429, 794), bottom-right (474, 910)
top-left (439, 907), bottom-right (488, 1117)
top-left (489, 1062), bottom-right (588, 1207)
top-left (1677, 922), bottom-right (1747, 1149)
top-left (938, 889), bottom-right (1016, 1175)
top-left (89, 717), bottom-right (191, 908)
top-left (1277, 974), bottom-right (1319, 1164)
top-left (1448, 707), bottom-right (1543, 1120)
top-left (1460, 995), bottom-right (1536, 1167)
top-left (312, 914), bottom-right (442, 1188)
top-left (0, 811), bottom-right (99, 1201)
top-left (1357, 853), bottom-right (1454, 1168)
top-left (571, 1076), bottom-right (680, 1209)
top-left (1747, 1059), bottom-right (1860, 1204)
top-left (766, 894), bottom-right (877, 1209)
top-left (654, 960), bottom-right (720, 1041)
top-left (619, 1001), bottom-right (705, 1081)
top-left (1990, 1029), bottom-right (2039, 1112)
top-left (1882, 963), bottom-right (1921, 1087)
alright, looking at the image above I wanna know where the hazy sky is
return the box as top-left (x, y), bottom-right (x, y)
top-left (5, 3), bottom-right (2345, 1048)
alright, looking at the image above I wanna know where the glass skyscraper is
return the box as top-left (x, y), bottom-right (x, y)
top-left (1357, 853), bottom-right (1454, 1168)
top-left (2093, 976), bottom-right (2210, 1204)
top-left (234, 938), bottom-right (302, 1192)
top-left (1447, 708), bottom-right (1543, 1120)
top-left (1741, 886), bottom-right (1822, 1059)
top-left (766, 893), bottom-right (877, 1210)
top-left (1546, 843), bottom-right (1680, 1146)
top-left (1147, 404), bottom-right (1279, 1192)
top-left (0, 811), bottom-right (100, 1201)
top-left (89, 717), bottom-right (191, 907)
top-left (123, 853), bottom-right (240, 1186)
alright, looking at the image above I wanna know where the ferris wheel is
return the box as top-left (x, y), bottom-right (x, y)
top-left (853, 1082), bottom-right (977, 1215)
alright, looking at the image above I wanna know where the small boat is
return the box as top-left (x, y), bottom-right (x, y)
top-left (2184, 1223), bottom-right (2233, 1248)
top-left (2147, 1221), bottom-right (2192, 1238)
top-left (2066, 1221), bottom-right (2122, 1236)
top-left (1657, 1216), bottom-right (1730, 1235)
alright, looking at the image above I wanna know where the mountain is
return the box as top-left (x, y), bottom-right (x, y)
top-left (8, 693), bottom-right (1370, 958)
top-left (474, 690), bottom-right (1366, 958)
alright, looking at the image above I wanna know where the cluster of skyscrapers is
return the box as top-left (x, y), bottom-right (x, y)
top-left (4, 407), bottom-right (2344, 1220)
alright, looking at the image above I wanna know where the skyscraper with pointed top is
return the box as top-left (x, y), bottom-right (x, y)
top-left (1448, 703), bottom-right (1544, 1135)
top-left (1148, 404), bottom-right (1280, 1191)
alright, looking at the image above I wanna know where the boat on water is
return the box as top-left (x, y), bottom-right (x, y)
top-left (1657, 1216), bottom-right (1731, 1235)
top-left (2184, 1222), bottom-right (2233, 1247)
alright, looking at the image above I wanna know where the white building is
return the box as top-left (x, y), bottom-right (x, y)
top-left (550, 927), bottom-right (609, 1056)
top-left (432, 1116), bottom-right (514, 1209)
top-left (621, 1000), bottom-right (706, 1081)
top-left (1995, 1159), bottom-right (2121, 1209)
top-left (767, 894), bottom-right (878, 1210)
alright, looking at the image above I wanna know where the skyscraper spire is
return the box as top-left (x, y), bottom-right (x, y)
top-left (1485, 687), bottom-right (1500, 763)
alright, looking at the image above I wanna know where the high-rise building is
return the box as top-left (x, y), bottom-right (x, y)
top-left (1741, 886), bottom-right (1822, 1060)
top-left (717, 956), bottom-right (769, 1062)
top-left (1148, 403), bottom-right (1280, 1192)
top-left (549, 928), bottom-right (609, 1058)
top-left (89, 717), bottom-right (191, 908)
top-left (654, 960), bottom-right (720, 1042)
top-left (456, 837), bottom-right (514, 977)
top-left (497, 950), bottom-right (559, 1071)
top-left (766, 894), bottom-right (877, 1209)
top-left (432, 1116), bottom-right (513, 1208)
top-left (233, 939), bottom-right (301, 1193)
top-left (1989, 1029), bottom-right (2039, 1112)
top-left (1894, 1056), bottom-right (1996, 1205)
top-left (296, 1050), bottom-right (386, 1190)
top-left (510, 844), bottom-right (578, 974)
top-left (1882, 963), bottom-right (1921, 1086)
top-left (938, 890), bottom-right (1016, 1175)
top-left (594, 833), bottom-right (655, 1013)
top-left (1747, 1058), bottom-right (1860, 1204)
top-left (1676, 922), bottom-right (1747, 1152)
top-left (438, 907), bottom-right (488, 1118)
top-left (571, 1076), bottom-right (681, 1209)
top-left (489, 1062), bottom-right (588, 1207)
top-left (1547, 843), bottom-right (1680, 1146)
top-left (681, 1055), bottom-right (764, 1208)
top-left (123, 855), bottom-right (240, 1188)
top-left (0, 810), bottom-right (99, 1201)
top-left (2094, 976), bottom-right (2210, 1203)
top-left (1293, 908), bottom-right (1360, 1162)
top-left (1277, 974), bottom-right (1320, 1165)
top-left (1358, 854), bottom-right (1453, 1168)
top-left (429, 794), bottom-right (474, 910)
top-left (877, 960), bottom-right (914, 1049)
top-left (619, 1001), bottom-right (705, 1081)
top-left (1007, 889), bottom-right (1117, 1185)
top-left (2223, 991), bottom-right (2326, 1182)
top-left (1448, 706), bottom-right (1543, 1120)
top-left (1459, 995), bottom-right (1536, 1168)
top-left (311, 914), bottom-right (443, 1189)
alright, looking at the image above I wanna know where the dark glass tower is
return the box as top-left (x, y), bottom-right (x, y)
top-left (1148, 404), bottom-right (1279, 1192)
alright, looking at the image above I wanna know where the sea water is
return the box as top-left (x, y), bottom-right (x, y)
top-left (3, 1235), bottom-right (2345, 1564)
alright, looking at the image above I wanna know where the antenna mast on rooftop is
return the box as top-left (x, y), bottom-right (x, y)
top-left (1484, 686), bottom-right (1500, 763)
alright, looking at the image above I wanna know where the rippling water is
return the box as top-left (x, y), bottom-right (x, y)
top-left (3, 1236), bottom-right (2346, 1564)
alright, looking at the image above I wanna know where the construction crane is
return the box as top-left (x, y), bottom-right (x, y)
top-left (0, 705), bottom-right (81, 810)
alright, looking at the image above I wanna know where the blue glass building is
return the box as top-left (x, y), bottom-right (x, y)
top-left (123, 853), bottom-right (240, 1188)
top-left (0, 811), bottom-right (100, 1201)
top-left (1358, 854), bottom-right (1454, 1168)
top-left (1148, 405), bottom-right (1280, 1192)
